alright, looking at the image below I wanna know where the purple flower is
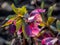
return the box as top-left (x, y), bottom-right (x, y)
top-left (9, 23), bottom-right (16, 35)
top-left (41, 37), bottom-right (53, 45)
top-left (30, 9), bottom-right (45, 16)
top-left (25, 24), bottom-right (32, 37)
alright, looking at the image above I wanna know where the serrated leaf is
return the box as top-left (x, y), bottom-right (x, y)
top-left (18, 6), bottom-right (27, 15)
top-left (11, 4), bottom-right (18, 14)
top-left (47, 4), bottom-right (56, 17)
top-left (11, 4), bottom-right (28, 17)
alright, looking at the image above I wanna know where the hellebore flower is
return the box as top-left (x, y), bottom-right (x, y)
top-left (41, 37), bottom-right (58, 45)
top-left (26, 8), bottom-right (45, 37)
top-left (41, 37), bottom-right (53, 45)
top-left (16, 8), bottom-right (45, 38)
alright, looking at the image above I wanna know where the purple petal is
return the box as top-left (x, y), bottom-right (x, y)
top-left (41, 37), bottom-right (53, 45)
top-left (25, 24), bottom-right (32, 36)
top-left (30, 8), bottom-right (45, 16)
top-left (9, 24), bottom-right (16, 35)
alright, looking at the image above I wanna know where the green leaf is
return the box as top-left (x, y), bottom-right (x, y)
top-left (41, 0), bottom-right (45, 9)
top-left (40, 0), bottom-right (46, 22)
top-left (47, 17), bottom-right (56, 26)
top-left (18, 6), bottom-right (27, 15)
top-left (56, 20), bottom-right (60, 30)
top-left (16, 19), bottom-right (22, 32)
top-left (22, 24), bottom-right (29, 40)
top-left (50, 25), bottom-right (57, 32)
top-left (1, 15), bottom-right (17, 27)
top-left (39, 22), bottom-right (45, 27)
top-left (22, 19), bottom-right (29, 40)
top-left (11, 4), bottom-right (18, 14)
top-left (6, 15), bottom-right (16, 20)
top-left (11, 4), bottom-right (27, 17)
top-left (47, 4), bottom-right (56, 17)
